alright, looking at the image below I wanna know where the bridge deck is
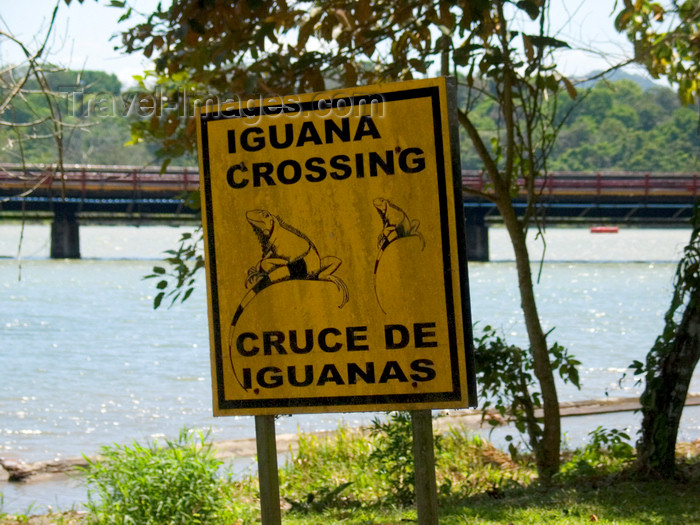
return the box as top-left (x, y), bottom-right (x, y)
top-left (2, 165), bottom-right (697, 258)
top-left (0, 165), bottom-right (698, 225)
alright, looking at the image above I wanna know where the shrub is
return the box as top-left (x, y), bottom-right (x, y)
top-left (368, 411), bottom-right (418, 506)
top-left (473, 324), bottom-right (580, 461)
top-left (279, 425), bottom-right (375, 511)
top-left (558, 426), bottom-right (635, 480)
top-left (82, 428), bottom-right (236, 524)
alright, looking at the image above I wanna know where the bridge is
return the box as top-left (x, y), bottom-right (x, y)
top-left (461, 171), bottom-right (699, 260)
top-left (1, 164), bottom-right (698, 260)
top-left (0, 164), bottom-right (199, 258)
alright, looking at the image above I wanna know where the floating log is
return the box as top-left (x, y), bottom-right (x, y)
top-left (0, 457), bottom-right (89, 482)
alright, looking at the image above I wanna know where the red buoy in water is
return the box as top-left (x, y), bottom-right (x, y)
top-left (590, 226), bottom-right (619, 233)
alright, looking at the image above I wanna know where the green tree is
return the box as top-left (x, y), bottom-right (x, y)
top-left (616, 0), bottom-right (700, 478)
top-left (615, 0), bottom-right (700, 105)
top-left (608, 105), bottom-right (640, 129)
top-left (0, 66), bottom-right (168, 165)
top-left (629, 208), bottom-right (700, 478)
top-left (117, 0), bottom-right (585, 480)
top-left (44, 69), bottom-right (122, 95)
top-left (0, 2), bottom-right (77, 179)
top-left (548, 79), bottom-right (697, 172)
top-left (637, 90), bottom-right (667, 131)
top-left (582, 84), bottom-right (615, 121)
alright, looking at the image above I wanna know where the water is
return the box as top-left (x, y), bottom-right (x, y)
top-left (1, 223), bottom-right (699, 514)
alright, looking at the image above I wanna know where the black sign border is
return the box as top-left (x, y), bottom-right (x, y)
top-left (199, 81), bottom-right (474, 413)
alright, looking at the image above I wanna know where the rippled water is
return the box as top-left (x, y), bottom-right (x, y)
top-left (1, 223), bottom-right (698, 513)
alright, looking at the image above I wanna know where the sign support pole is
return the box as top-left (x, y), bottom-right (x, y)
top-left (411, 410), bottom-right (439, 525)
top-left (255, 415), bottom-right (281, 525)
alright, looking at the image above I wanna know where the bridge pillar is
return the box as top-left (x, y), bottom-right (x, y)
top-left (464, 207), bottom-right (489, 262)
top-left (51, 204), bottom-right (80, 259)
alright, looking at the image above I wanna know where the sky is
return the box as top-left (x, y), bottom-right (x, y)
top-left (0, 0), bottom-right (162, 85)
top-left (0, 0), bottom-right (651, 88)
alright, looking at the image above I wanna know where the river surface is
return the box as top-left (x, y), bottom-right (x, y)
top-left (1, 223), bottom-right (699, 513)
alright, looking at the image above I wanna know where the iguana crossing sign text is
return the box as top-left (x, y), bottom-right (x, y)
top-left (197, 77), bottom-right (476, 416)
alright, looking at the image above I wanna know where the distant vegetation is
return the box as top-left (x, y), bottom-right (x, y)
top-left (550, 80), bottom-right (699, 172)
top-left (458, 77), bottom-right (699, 172)
top-left (0, 69), bottom-right (697, 172)
top-left (0, 69), bottom-right (187, 167)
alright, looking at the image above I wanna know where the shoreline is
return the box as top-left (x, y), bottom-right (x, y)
top-left (2, 394), bottom-right (699, 484)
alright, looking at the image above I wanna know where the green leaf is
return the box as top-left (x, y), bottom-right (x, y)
top-left (154, 292), bottom-right (165, 309)
top-left (188, 18), bottom-right (206, 35)
top-left (527, 35), bottom-right (570, 49)
top-left (614, 9), bottom-right (632, 31)
top-left (118, 7), bottom-right (132, 23)
top-left (408, 58), bottom-right (427, 74)
top-left (184, 190), bottom-right (202, 211)
top-left (156, 280), bottom-right (168, 289)
top-left (453, 44), bottom-right (480, 66)
top-left (516, 1), bottom-right (540, 20)
top-left (160, 157), bottom-right (172, 174)
top-left (559, 74), bottom-right (578, 99)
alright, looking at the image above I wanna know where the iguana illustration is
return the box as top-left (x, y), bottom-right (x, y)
top-left (372, 197), bottom-right (425, 313)
top-left (228, 209), bottom-right (349, 388)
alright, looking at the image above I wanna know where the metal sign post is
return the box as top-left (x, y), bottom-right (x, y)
top-left (196, 77), bottom-right (476, 522)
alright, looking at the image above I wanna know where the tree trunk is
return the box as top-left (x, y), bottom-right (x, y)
top-left (498, 200), bottom-right (561, 480)
top-left (636, 302), bottom-right (700, 478)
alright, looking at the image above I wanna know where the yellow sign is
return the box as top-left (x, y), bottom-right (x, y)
top-left (197, 77), bottom-right (475, 416)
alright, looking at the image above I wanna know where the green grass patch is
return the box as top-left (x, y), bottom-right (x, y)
top-left (439, 477), bottom-right (700, 524)
top-left (1, 421), bottom-right (698, 524)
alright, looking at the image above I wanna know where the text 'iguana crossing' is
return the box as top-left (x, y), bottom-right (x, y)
top-left (224, 116), bottom-right (427, 189)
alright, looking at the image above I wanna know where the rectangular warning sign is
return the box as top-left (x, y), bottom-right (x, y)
top-left (197, 77), bottom-right (476, 416)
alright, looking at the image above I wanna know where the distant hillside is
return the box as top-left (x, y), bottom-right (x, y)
top-left (457, 72), bottom-right (697, 172)
top-left (576, 69), bottom-right (664, 90)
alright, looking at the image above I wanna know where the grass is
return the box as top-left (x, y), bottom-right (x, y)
top-left (1, 422), bottom-right (699, 524)
top-left (273, 422), bottom-right (700, 524)
top-left (0, 509), bottom-right (85, 525)
top-left (439, 473), bottom-right (700, 524)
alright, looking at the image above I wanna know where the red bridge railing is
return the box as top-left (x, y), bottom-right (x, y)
top-left (0, 164), bottom-right (197, 196)
top-left (1, 164), bottom-right (698, 199)
top-left (461, 170), bottom-right (700, 198)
